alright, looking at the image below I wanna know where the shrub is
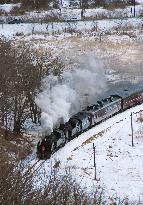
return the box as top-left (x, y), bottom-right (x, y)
top-left (21, 0), bottom-right (49, 10)
top-left (9, 6), bottom-right (26, 15)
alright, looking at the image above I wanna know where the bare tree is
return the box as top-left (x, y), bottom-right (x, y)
top-left (0, 38), bottom-right (65, 135)
top-left (21, 0), bottom-right (51, 10)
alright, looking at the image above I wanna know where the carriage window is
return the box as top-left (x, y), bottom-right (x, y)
top-left (112, 104), bottom-right (117, 109)
top-left (106, 106), bottom-right (112, 112)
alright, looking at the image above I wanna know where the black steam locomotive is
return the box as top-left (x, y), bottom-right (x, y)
top-left (37, 88), bottom-right (143, 159)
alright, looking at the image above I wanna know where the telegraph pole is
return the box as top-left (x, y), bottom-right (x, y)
top-left (133, 0), bottom-right (136, 17)
top-left (131, 112), bottom-right (134, 147)
top-left (93, 143), bottom-right (96, 180)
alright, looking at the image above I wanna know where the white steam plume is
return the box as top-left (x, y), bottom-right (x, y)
top-left (35, 53), bottom-right (107, 134)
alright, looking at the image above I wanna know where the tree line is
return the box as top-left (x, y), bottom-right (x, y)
top-left (0, 0), bottom-right (132, 10)
top-left (0, 38), bottom-right (64, 135)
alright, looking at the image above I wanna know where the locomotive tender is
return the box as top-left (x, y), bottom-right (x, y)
top-left (37, 88), bottom-right (143, 159)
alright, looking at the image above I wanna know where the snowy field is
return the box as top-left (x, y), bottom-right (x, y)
top-left (31, 104), bottom-right (143, 203)
top-left (0, 17), bottom-right (143, 37)
top-left (1, 16), bottom-right (143, 84)
top-left (0, 2), bottom-right (143, 85)
top-left (0, 1), bottom-right (143, 22)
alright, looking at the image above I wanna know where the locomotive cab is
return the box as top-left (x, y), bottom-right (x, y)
top-left (37, 137), bottom-right (53, 159)
top-left (52, 129), bottom-right (66, 149)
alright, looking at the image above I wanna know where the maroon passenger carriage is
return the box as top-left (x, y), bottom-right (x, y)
top-left (122, 89), bottom-right (143, 110)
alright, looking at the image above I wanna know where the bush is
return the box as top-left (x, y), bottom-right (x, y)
top-left (0, 156), bottom-right (135, 205)
top-left (0, 156), bottom-right (105, 205)
top-left (21, 0), bottom-right (49, 10)
top-left (0, 9), bottom-right (6, 16)
top-left (9, 6), bottom-right (26, 15)
top-left (0, 38), bottom-right (64, 134)
top-left (103, 2), bottom-right (127, 10)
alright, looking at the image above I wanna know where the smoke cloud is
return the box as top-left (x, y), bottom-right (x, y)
top-left (35, 53), bottom-right (107, 134)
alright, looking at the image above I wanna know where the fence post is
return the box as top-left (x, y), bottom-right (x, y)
top-left (93, 143), bottom-right (96, 180)
top-left (131, 112), bottom-right (134, 147)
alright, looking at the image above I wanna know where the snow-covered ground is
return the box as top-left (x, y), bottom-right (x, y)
top-left (0, 1), bottom-right (143, 24)
top-left (0, 17), bottom-right (143, 38)
top-left (1, 7), bottom-right (143, 84)
top-left (32, 104), bottom-right (143, 203)
top-left (137, 0), bottom-right (143, 5)
top-left (0, 3), bottom-right (21, 12)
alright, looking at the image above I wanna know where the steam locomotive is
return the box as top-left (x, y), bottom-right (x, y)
top-left (37, 87), bottom-right (143, 159)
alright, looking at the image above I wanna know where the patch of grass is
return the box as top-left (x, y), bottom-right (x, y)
top-left (137, 114), bottom-right (143, 123)
top-left (139, 10), bottom-right (143, 17)
top-left (9, 6), bottom-right (26, 15)
top-left (82, 130), bottom-right (105, 146)
top-left (0, 128), bottom-right (33, 160)
top-left (84, 14), bottom-right (108, 21)
top-left (73, 146), bottom-right (79, 151)
top-left (53, 160), bottom-right (61, 168)
top-left (15, 32), bottom-right (24, 37)
top-left (103, 2), bottom-right (128, 10)
top-left (0, 9), bottom-right (7, 16)
top-left (67, 156), bottom-right (72, 161)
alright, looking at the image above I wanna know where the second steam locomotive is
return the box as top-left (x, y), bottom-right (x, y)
top-left (37, 87), bottom-right (143, 159)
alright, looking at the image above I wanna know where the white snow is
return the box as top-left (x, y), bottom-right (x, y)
top-left (0, 17), bottom-right (142, 38)
top-left (137, 0), bottom-right (143, 4)
top-left (0, 3), bottom-right (21, 12)
top-left (33, 104), bottom-right (143, 203)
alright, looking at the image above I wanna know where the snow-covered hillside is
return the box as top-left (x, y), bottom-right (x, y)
top-left (1, 17), bottom-right (143, 38)
top-left (33, 104), bottom-right (143, 204)
top-left (33, 104), bottom-right (143, 203)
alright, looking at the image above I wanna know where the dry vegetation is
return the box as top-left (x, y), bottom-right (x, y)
top-left (137, 112), bottom-right (143, 123)
top-left (82, 130), bottom-right (107, 146)
top-left (102, 1), bottom-right (131, 10)
top-left (21, 22), bottom-right (143, 84)
top-left (0, 150), bottom-right (107, 205)
top-left (0, 38), bottom-right (64, 135)
top-left (0, 0), bottom-right (136, 20)
top-left (0, 152), bottom-right (132, 205)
